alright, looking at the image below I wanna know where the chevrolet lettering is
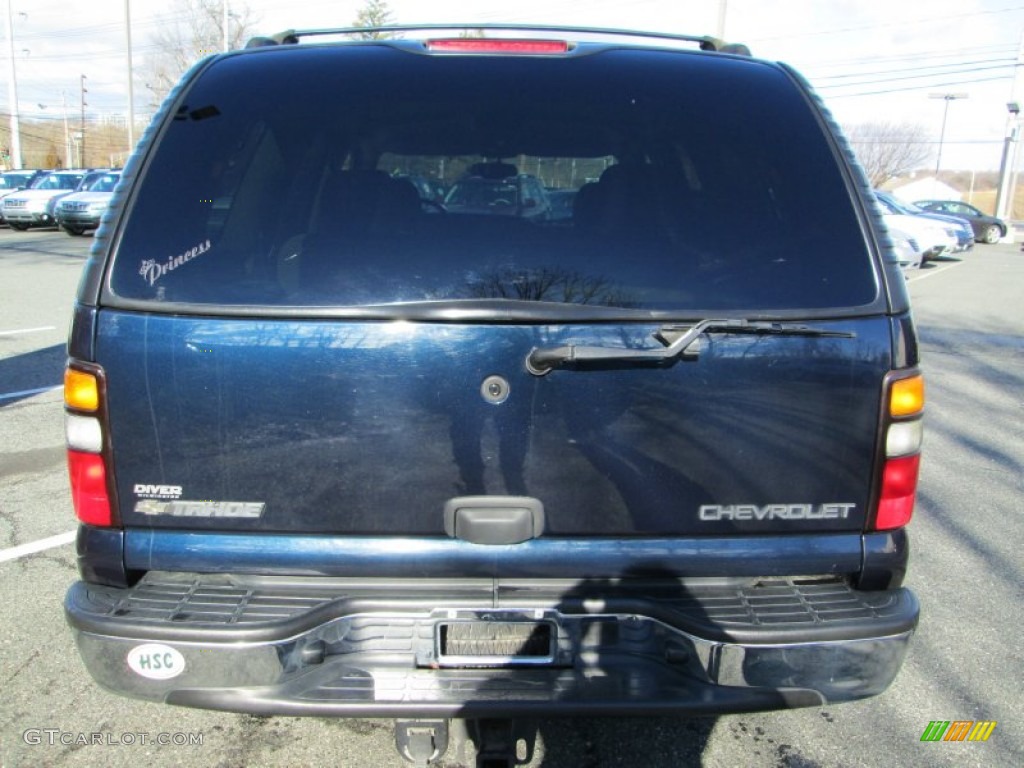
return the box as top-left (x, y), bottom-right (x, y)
top-left (134, 500), bottom-right (266, 518)
top-left (699, 503), bottom-right (857, 522)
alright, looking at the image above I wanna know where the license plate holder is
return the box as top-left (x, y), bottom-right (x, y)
top-left (436, 620), bottom-right (556, 666)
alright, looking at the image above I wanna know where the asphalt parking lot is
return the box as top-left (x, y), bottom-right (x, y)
top-left (1, 230), bottom-right (1022, 767)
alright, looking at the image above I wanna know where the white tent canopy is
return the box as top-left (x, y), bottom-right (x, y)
top-left (890, 178), bottom-right (961, 203)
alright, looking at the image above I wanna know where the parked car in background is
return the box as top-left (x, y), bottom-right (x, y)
top-left (393, 173), bottom-right (446, 207)
top-left (2, 169), bottom-right (94, 230)
top-left (444, 167), bottom-right (553, 220)
top-left (0, 170), bottom-right (46, 225)
top-left (927, 211), bottom-right (973, 254)
top-left (914, 199), bottom-right (1007, 244)
top-left (55, 170), bottom-right (121, 236)
top-left (888, 225), bottom-right (924, 273)
top-left (546, 188), bottom-right (578, 221)
top-left (876, 192), bottom-right (973, 255)
top-left (0, 169), bottom-right (46, 194)
top-left (874, 190), bottom-right (953, 261)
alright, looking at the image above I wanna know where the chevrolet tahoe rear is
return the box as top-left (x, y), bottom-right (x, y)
top-left (63, 25), bottom-right (921, 765)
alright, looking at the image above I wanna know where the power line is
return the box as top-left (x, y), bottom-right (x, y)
top-left (813, 57), bottom-right (1017, 83)
top-left (816, 63), bottom-right (1018, 91)
top-left (9, 45), bottom-right (164, 64)
top-left (824, 74), bottom-right (1015, 99)
top-left (846, 138), bottom-right (1005, 145)
top-left (809, 42), bottom-right (1019, 70)
top-left (749, 3), bottom-right (1024, 42)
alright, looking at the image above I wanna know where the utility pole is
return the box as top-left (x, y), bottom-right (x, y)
top-left (125, 0), bottom-right (135, 152)
top-left (996, 29), bottom-right (1024, 224)
top-left (223, 0), bottom-right (230, 52)
top-left (995, 102), bottom-right (1020, 221)
top-left (80, 74), bottom-right (87, 167)
top-left (62, 90), bottom-right (70, 168)
top-left (4, 0), bottom-right (22, 169)
top-left (929, 92), bottom-right (968, 179)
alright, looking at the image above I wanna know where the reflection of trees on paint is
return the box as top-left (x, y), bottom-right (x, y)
top-left (459, 267), bottom-right (637, 308)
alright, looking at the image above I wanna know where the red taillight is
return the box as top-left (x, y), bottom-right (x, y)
top-left (65, 362), bottom-right (116, 528)
top-left (68, 450), bottom-right (113, 526)
top-left (872, 372), bottom-right (924, 531)
top-left (875, 454), bottom-right (921, 530)
top-left (426, 38), bottom-right (570, 54)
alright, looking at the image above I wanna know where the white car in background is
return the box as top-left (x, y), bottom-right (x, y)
top-left (888, 225), bottom-right (924, 274)
top-left (877, 190), bottom-right (973, 255)
top-left (2, 170), bottom-right (96, 231)
top-left (874, 191), bottom-right (952, 261)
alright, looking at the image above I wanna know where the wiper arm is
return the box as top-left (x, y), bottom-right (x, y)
top-left (525, 319), bottom-right (855, 375)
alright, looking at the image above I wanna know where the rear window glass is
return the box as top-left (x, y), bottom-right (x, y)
top-left (108, 46), bottom-right (877, 312)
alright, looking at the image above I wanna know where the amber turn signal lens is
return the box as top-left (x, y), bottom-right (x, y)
top-left (64, 367), bottom-right (99, 412)
top-left (890, 374), bottom-right (924, 418)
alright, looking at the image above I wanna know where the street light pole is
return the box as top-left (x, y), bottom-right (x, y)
top-left (61, 90), bottom-right (70, 168)
top-left (80, 74), bottom-right (87, 167)
top-left (995, 102), bottom-right (1020, 221)
top-left (929, 92), bottom-right (968, 179)
top-left (125, 0), bottom-right (135, 153)
top-left (4, 0), bottom-right (22, 169)
top-left (223, 0), bottom-right (230, 52)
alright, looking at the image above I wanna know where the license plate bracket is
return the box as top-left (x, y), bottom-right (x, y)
top-left (437, 620), bottom-right (555, 665)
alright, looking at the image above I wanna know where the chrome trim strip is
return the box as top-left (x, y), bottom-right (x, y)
top-left (124, 531), bottom-right (863, 578)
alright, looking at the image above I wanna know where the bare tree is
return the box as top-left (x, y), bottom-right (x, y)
top-left (349, 0), bottom-right (395, 39)
top-left (144, 0), bottom-right (260, 105)
top-left (844, 121), bottom-right (932, 187)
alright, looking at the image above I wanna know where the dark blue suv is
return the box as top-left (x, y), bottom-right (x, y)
top-left (63, 25), bottom-right (922, 765)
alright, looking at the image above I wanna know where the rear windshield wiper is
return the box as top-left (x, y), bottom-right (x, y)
top-left (525, 319), bottom-right (856, 375)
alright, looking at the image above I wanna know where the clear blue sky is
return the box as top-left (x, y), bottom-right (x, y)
top-left (4, 0), bottom-right (1023, 169)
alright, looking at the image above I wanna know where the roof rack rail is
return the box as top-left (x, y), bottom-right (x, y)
top-left (245, 23), bottom-right (751, 55)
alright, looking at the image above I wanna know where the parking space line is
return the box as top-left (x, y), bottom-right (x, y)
top-left (0, 530), bottom-right (77, 564)
top-left (907, 260), bottom-right (966, 282)
top-left (0, 385), bottom-right (62, 402)
top-left (0, 326), bottom-right (57, 336)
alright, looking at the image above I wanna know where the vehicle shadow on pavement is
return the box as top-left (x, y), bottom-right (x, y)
top-left (0, 343), bottom-right (65, 407)
top-left (530, 715), bottom-right (715, 767)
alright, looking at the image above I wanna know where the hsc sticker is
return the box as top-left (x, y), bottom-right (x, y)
top-left (126, 644), bottom-right (186, 680)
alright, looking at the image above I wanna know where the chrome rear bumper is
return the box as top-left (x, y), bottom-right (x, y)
top-left (66, 573), bottom-right (917, 717)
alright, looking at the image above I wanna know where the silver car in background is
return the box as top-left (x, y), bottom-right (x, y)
top-left (888, 225), bottom-right (924, 274)
top-left (0, 170), bottom-right (45, 225)
top-left (56, 171), bottom-right (122, 236)
top-left (874, 190), bottom-right (952, 261)
top-left (2, 170), bottom-right (93, 231)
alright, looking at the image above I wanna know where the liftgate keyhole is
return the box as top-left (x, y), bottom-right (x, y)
top-left (480, 375), bottom-right (510, 405)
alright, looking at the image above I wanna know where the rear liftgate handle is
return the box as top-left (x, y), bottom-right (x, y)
top-left (444, 496), bottom-right (545, 545)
